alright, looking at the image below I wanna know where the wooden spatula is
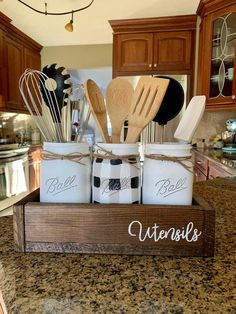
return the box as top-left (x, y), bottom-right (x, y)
top-left (106, 77), bottom-right (134, 143)
top-left (125, 76), bottom-right (169, 143)
top-left (84, 79), bottom-right (110, 143)
top-left (174, 95), bottom-right (206, 142)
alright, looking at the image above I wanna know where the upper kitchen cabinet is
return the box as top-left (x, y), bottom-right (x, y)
top-left (197, 0), bottom-right (236, 110)
top-left (109, 15), bottom-right (197, 77)
top-left (153, 31), bottom-right (193, 72)
top-left (3, 35), bottom-right (25, 111)
top-left (113, 32), bottom-right (153, 73)
top-left (0, 12), bottom-right (42, 114)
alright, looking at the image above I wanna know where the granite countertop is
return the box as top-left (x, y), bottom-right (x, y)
top-left (194, 148), bottom-right (236, 173)
top-left (0, 178), bottom-right (236, 313)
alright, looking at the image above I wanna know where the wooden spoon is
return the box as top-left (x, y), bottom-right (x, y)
top-left (125, 76), bottom-right (169, 143)
top-left (106, 78), bottom-right (134, 143)
top-left (84, 79), bottom-right (110, 143)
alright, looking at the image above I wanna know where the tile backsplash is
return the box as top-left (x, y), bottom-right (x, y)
top-left (193, 109), bottom-right (236, 145)
top-left (148, 109), bottom-right (236, 145)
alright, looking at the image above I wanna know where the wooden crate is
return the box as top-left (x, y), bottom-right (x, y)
top-left (13, 189), bottom-right (215, 256)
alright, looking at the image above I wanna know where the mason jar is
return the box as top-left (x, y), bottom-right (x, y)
top-left (40, 142), bottom-right (91, 203)
top-left (92, 143), bottom-right (141, 204)
top-left (142, 143), bottom-right (193, 205)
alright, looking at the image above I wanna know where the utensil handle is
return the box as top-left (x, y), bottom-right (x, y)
top-left (111, 134), bottom-right (121, 143)
top-left (160, 125), bottom-right (165, 144)
top-left (54, 122), bottom-right (64, 142)
top-left (102, 132), bottom-right (111, 143)
top-left (125, 126), bottom-right (142, 143)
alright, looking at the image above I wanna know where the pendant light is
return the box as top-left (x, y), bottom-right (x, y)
top-left (17, 0), bottom-right (94, 32)
top-left (65, 11), bottom-right (74, 32)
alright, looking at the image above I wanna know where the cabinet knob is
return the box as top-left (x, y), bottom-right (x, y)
top-left (232, 95), bottom-right (236, 100)
top-left (149, 64), bottom-right (152, 68)
top-left (154, 64), bottom-right (157, 67)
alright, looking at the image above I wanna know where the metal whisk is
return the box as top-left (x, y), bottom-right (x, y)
top-left (19, 68), bottom-right (92, 144)
top-left (19, 68), bottom-right (68, 142)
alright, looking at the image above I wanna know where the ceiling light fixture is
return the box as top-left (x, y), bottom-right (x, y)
top-left (17, 0), bottom-right (94, 32)
top-left (64, 11), bottom-right (74, 32)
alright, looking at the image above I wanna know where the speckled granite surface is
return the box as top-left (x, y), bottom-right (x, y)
top-left (0, 177), bottom-right (236, 314)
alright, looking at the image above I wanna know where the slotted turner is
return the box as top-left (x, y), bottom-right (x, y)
top-left (106, 77), bottom-right (134, 143)
top-left (84, 79), bottom-right (110, 143)
top-left (125, 76), bottom-right (170, 143)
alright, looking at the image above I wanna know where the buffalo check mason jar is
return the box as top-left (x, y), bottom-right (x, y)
top-left (92, 143), bottom-right (141, 204)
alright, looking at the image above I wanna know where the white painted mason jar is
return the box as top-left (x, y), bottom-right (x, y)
top-left (142, 143), bottom-right (193, 205)
top-left (92, 143), bottom-right (141, 204)
top-left (40, 142), bottom-right (91, 203)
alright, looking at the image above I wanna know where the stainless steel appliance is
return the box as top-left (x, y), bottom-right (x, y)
top-left (0, 163), bottom-right (7, 200)
top-left (0, 143), bottom-right (29, 158)
top-left (0, 145), bottom-right (29, 211)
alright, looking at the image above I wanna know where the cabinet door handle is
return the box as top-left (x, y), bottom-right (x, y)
top-left (196, 161), bottom-right (202, 164)
top-left (232, 95), bottom-right (236, 100)
top-left (149, 64), bottom-right (152, 68)
top-left (154, 64), bottom-right (157, 67)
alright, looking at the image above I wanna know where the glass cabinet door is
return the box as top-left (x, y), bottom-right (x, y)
top-left (210, 12), bottom-right (236, 99)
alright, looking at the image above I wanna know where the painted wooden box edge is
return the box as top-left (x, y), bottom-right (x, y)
top-left (13, 189), bottom-right (215, 257)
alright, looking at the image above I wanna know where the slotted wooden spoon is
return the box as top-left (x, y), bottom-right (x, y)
top-left (84, 79), bottom-right (110, 143)
top-left (106, 77), bottom-right (134, 143)
top-left (125, 76), bottom-right (169, 143)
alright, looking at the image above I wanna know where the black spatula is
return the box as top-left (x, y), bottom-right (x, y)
top-left (152, 75), bottom-right (184, 143)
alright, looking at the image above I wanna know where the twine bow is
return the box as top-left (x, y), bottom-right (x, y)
top-left (144, 154), bottom-right (193, 173)
top-left (93, 144), bottom-right (140, 169)
top-left (41, 150), bottom-right (90, 165)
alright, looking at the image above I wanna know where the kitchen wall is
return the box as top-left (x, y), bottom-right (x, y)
top-left (41, 44), bottom-right (112, 69)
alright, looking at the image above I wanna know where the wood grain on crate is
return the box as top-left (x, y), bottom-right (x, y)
top-left (13, 189), bottom-right (40, 252)
top-left (13, 189), bottom-right (215, 256)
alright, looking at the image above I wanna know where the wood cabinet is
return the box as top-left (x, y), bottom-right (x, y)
top-left (208, 160), bottom-right (233, 179)
top-left (28, 146), bottom-right (42, 192)
top-left (109, 15), bottom-right (197, 78)
top-left (0, 12), bottom-right (42, 114)
top-left (3, 36), bottom-right (24, 111)
top-left (153, 31), bottom-right (193, 72)
top-left (194, 151), bottom-right (208, 181)
top-left (194, 166), bottom-right (208, 182)
top-left (114, 33), bottom-right (153, 73)
top-left (197, 0), bottom-right (236, 110)
top-left (193, 150), bottom-right (234, 181)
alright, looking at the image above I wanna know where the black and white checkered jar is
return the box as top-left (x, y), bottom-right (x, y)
top-left (92, 143), bottom-right (141, 204)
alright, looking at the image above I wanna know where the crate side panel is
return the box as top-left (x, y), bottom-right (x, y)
top-left (24, 204), bottom-right (207, 254)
